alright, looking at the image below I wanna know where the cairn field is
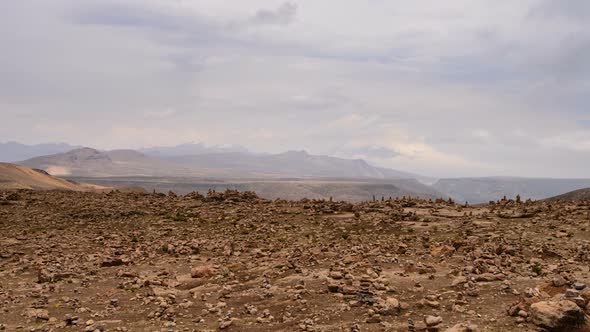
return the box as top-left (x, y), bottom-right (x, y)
top-left (1, 190), bottom-right (590, 331)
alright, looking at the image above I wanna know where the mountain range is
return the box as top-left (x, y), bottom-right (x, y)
top-left (18, 146), bottom-right (425, 180)
top-left (139, 142), bottom-right (249, 157)
top-left (3, 142), bottom-right (590, 203)
top-left (14, 145), bottom-right (444, 200)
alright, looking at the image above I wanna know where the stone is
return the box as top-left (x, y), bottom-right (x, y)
top-left (530, 300), bottom-right (585, 330)
top-left (573, 282), bottom-right (586, 291)
top-left (327, 282), bottom-right (341, 293)
top-left (190, 266), bottom-right (214, 279)
top-left (564, 289), bottom-right (580, 298)
top-left (375, 297), bottom-right (401, 316)
top-left (64, 314), bottom-right (79, 326)
top-left (431, 245), bottom-right (455, 257)
top-left (100, 257), bottom-right (127, 267)
top-left (452, 276), bottom-right (468, 287)
top-left (425, 315), bottom-right (443, 327)
top-left (25, 308), bottom-right (49, 321)
top-left (444, 323), bottom-right (478, 332)
top-left (219, 318), bottom-right (234, 329)
top-left (552, 275), bottom-right (568, 287)
top-left (474, 273), bottom-right (503, 282)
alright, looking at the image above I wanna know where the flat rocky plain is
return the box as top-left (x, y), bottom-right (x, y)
top-left (1, 190), bottom-right (590, 332)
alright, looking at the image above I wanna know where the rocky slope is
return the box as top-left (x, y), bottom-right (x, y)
top-left (546, 188), bottom-right (590, 202)
top-left (0, 162), bottom-right (107, 191)
top-left (1, 190), bottom-right (590, 331)
top-left (433, 177), bottom-right (590, 204)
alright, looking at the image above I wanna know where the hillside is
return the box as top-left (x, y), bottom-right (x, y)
top-left (168, 150), bottom-right (422, 180)
top-left (546, 188), bottom-right (590, 202)
top-left (19, 147), bottom-right (427, 182)
top-left (19, 148), bottom-right (201, 177)
top-left (2, 189), bottom-right (590, 331)
top-left (0, 162), bottom-right (107, 191)
top-left (433, 177), bottom-right (590, 203)
top-left (140, 142), bottom-right (248, 157)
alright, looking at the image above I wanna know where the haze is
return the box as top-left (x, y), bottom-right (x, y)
top-left (1, 0), bottom-right (589, 178)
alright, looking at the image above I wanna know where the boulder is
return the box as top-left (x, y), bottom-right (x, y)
top-left (425, 315), bottom-right (443, 327)
top-left (530, 300), bottom-right (585, 331)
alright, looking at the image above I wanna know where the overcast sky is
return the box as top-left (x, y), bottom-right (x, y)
top-left (1, 0), bottom-right (589, 177)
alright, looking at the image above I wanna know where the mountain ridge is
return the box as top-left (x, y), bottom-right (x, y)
top-left (19, 148), bottom-right (200, 177)
top-left (546, 188), bottom-right (590, 202)
top-left (19, 147), bottom-right (426, 181)
top-left (433, 177), bottom-right (590, 203)
top-left (0, 162), bottom-right (108, 191)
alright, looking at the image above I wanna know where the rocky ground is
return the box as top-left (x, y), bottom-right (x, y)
top-left (1, 190), bottom-right (590, 331)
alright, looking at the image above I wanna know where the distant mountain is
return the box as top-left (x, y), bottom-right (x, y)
top-left (16, 147), bottom-right (446, 199)
top-left (167, 150), bottom-right (423, 179)
top-left (546, 188), bottom-right (590, 202)
top-left (375, 167), bottom-right (436, 185)
top-left (8, 142), bottom-right (429, 181)
top-left (19, 148), bottom-right (201, 177)
top-left (141, 142), bottom-right (248, 157)
top-left (18, 147), bottom-right (431, 186)
top-left (0, 141), bottom-right (79, 162)
top-left (0, 162), bottom-right (108, 191)
top-left (433, 177), bottom-right (590, 204)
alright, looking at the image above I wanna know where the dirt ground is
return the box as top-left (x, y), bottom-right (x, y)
top-left (1, 190), bottom-right (590, 331)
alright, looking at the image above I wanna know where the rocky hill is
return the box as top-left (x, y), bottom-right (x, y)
top-left (19, 148), bottom-right (200, 177)
top-left (546, 187), bottom-right (590, 201)
top-left (433, 177), bottom-right (590, 203)
top-left (0, 162), bottom-right (107, 191)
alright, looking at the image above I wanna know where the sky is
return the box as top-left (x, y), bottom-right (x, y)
top-left (1, 0), bottom-right (589, 178)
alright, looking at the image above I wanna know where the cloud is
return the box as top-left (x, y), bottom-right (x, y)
top-left (332, 145), bottom-right (400, 160)
top-left (1, 0), bottom-right (589, 177)
top-left (250, 2), bottom-right (297, 26)
top-left (540, 132), bottom-right (590, 152)
top-left (144, 108), bottom-right (177, 119)
top-left (529, 0), bottom-right (590, 21)
top-left (106, 126), bottom-right (205, 150)
top-left (329, 113), bottom-right (378, 129)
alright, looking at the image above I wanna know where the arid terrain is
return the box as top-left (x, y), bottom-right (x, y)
top-left (0, 163), bottom-right (108, 192)
top-left (2, 189), bottom-right (590, 331)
